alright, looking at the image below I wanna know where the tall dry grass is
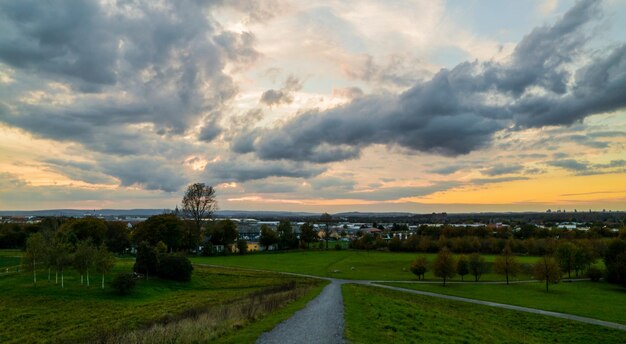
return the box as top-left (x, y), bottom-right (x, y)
top-left (93, 281), bottom-right (313, 344)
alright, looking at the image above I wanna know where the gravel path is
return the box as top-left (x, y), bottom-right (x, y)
top-left (256, 280), bottom-right (346, 344)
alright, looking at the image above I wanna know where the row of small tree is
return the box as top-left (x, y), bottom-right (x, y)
top-left (24, 232), bottom-right (115, 289)
top-left (411, 246), bottom-right (565, 291)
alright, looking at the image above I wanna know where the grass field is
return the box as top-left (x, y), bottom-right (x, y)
top-left (381, 280), bottom-right (626, 324)
top-left (0, 249), bottom-right (21, 268)
top-left (0, 259), bottom-right (321, 343)
top-left (342, 284), bottom-right (625, 343)
top-left (192, 250), bottom-right (544, 281)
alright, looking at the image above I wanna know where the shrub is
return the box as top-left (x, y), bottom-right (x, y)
top-left (112, 273), bottom-right (136, 295)
top-left (587, 267), bottom-right (603, 282)
top-left (334, 243), bottom-right (342, 250)
top-left (158, 255), bottom-right (193, 281)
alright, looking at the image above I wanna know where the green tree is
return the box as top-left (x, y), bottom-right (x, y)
top-left (182, 183), bottom-right (217, 251)
top-left (534, 255), bottom-right (562, 292)
top-left (432, 247), bottom-right (457, 286)
top-left (236, 239), bottom-right (248, 255)
top-left (493, 245), bottom-right (520, 285)
top-left (207, 219), bottom-right (239, 250)
top-left (573, 244), bottom-right (593, 277)
top-left (457, 255), bottom-right (469, 281)
top-left (299, 222), bottom-right (316, 248)
top-left (604, 240), bottom-right (626, 286)
top-left (319, 213), bottom-right (333, 250)
top-left (50, 238), bottom-right (72, 288)
top-left (556, 242), bottom-right (576, 279)
top-left (259, 225), bottom-right (278, 251)
top-left (59, 218), bottom-right (107, 246)
top-left (410, 256), bottom-right (428, 280)
top-left (104, 221), bottom-right (131, 254)
top-left (93, 244), bottom-right (115, 289)
top-left (132, 214), bottom-right (186, 252)
top-left (277, 220), bottom-right (297, 250)
top-left (133, 242), bottom-right (159, 279)
top-left (73, 240), bottom-right (96, 286)
top-left (24, 233), bottom-right (46, 285)
top-left (469, 253), bottom-right (487, 282)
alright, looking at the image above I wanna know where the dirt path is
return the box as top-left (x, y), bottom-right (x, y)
top-left (256, 280), bottom-right (346, 344)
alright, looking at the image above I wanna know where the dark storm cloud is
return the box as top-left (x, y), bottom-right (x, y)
top-left (248, 0), bottom-right (626, 163)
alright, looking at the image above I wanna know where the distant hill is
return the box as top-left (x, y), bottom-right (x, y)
top-left (333, 211), bottom-right (415, 218)
top-left (0, 209), bottom-right (170, 217)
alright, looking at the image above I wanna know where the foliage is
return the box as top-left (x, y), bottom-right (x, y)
top-left (59, 218), bottom-right (107, 246)
top-left (73, 240), bottom-right (95, 285)
top-left (533, 256), bottom-right (562, 292)
top-left (132, 214), bottom-right (186, 252)
top-left (277, 220), bottom-right (297, 250)
top-left (93, 244), bottom-right (115, 289)
top-left (587, 267), bottom-right (603, 282)
top-left (410, 256), bottom-right (428, 280)
top-left (456, 255), bottom-right (469, 281)
top-left (182, 183), bottom-right (217, 250)
top-left (158, 255), bottom-right (193, 282)
top-left (432, 247), bottom-right (456, 286)
top-left (299, 222), bottom-right (317, 248)
top-left (207, 219), bottom-right (239, 247)
top-left (604, 239), bottom-right (626, 286)
top-left (259, 225), bottom-right (278, 251)
top-left (24, 233), bottom-right (47, 284)
top-left (237, 239), bottom-right (248, 255)
top-left (111, 272), bottom-right (136, 295)
top-left (493, 245), bottom-right (520, 284)
top-left (104, 221), bottom-right (131, 254)
top-left (468, 253), bottom-right (488, 282)
top-left (556, 242), bottom-right (576, 279)
top-left (133, 242), bottom-right (159, 277)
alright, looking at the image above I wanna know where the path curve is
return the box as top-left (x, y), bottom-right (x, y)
top-left (194, 264), bottom-right (626, 333)
top-left (256, 279), bottom-right (346, 344)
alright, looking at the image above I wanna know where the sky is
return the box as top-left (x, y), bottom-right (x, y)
top-left (1, 0), bottom-right (626, 213)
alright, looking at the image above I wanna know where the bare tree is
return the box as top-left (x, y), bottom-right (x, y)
top-left (182, 183), bottom-right (218, 250)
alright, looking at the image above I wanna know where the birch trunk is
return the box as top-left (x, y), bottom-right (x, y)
top-left (101, 274), bottom-right (105, 289)
top-left (87, 271), bottom-right (90, 287)
top-left (61, 269), bottom-right (64, 288)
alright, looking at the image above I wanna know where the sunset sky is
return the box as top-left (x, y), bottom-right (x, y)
top-left (1, 0), bottom-right (625, 213)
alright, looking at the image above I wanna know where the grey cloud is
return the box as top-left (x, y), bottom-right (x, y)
top-left (470, 176), bottom-right (529, 185)
top-left (347, 182), bottom-right (461, 201)
top-left (206, 159), bottom-right (325, 183)
top-left (310, 177), bottom-right (356, 191)
top-left (0, 0), bottom-right (257, 147)
top-left (42, 159), bottom-right (117, 185)
top-left (482, 163), bottom-right (524, 176)
top-left (332, 87), bottom-right (364, 99)
top-left (0, 172), bottom-right (27, 190)
top-left (247, 0), bottom-right (626, 163)
top-left (199, 123), bottom-right (222, 142)
top-left (100, 158), bottom-right (188, 192)
top-left (429, 165), bottom-right (464, 175)
top-left (548, 159), bottom-right (590, 171)
top-left (259, 75), bottom-right (303, 106)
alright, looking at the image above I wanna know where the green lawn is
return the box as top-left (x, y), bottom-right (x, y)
top-left (0, 259), bottom-right (321, 343)
top-left (343, 284), bottom-right (625, 343)
top-left (381, 280), bottom-right (626, 324)
top-left (0, 249), bottom-right (21, 268)
top-left (192, 250), bottom-right (541, 281)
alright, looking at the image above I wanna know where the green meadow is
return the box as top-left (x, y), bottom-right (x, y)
top-left (0, 258), bottom-right (321, 343)
top-left (382, 281), bottom-right (626, 325)
top-left (192, 249), bottom-right (541, 281)
top-left (342, 284), bottom-right (625, 344)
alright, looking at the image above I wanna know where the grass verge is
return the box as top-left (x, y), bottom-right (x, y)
top-left (381, 280), bottom-right (626, 324)
top-left (342, 284), bottom-right (625, 343)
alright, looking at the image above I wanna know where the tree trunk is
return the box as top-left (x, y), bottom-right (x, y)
top-left (81, 274), bottom-right (84, 285)
top-left (101, 274), bottom-right (105, 289)
top-left (48, 268), bottom-right (51, 281)
top-left (55, 270), bottom-right (58, 284)
top-left (61, 269), bottom-right (64, 288)
top-left (87, 271), bottom-right (90, 287)
top-left (33, 261), bottom-right (36, 284)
